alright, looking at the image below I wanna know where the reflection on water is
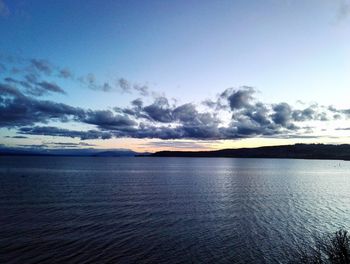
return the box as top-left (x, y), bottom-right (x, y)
top-left (0, 157), bottom-right (350, 263)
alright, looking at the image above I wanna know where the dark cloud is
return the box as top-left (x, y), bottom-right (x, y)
top-left (114, 98), bottom-right (150, 120)
top-left (173, 103), bottom-right (198, 123)
top-left (0, 83), bottom-right (83, 127)
top-left (58, 68), bottom-right (73, 79)
top-left (222, 119), bottom-right (278, 139)
top-left (30, 59), bottom-right (52, 75)
top-left (83, 110), bottom-right (137, 130)
top-left (123, 124), bottom-right (185, 140)
top-left (46, 142), bottom-right (96, 147)
top-left (17, 144), bottom-right (49, 148)
top-left (79, 73), bottom-right (113, 92)
top-left (340, 109), bottom-right (350, 116)
top-left (117, 78), bottom-right (150, 96)
top-left (19, 126), bottom-right (112, 140)
top-left (2, 55), bottom-right (154, 96)
top-left (1, 56), bottom-right (75, 85)
top-left (292, 107), bottom-right (315, 121)
top-left (333, 114), bottom-right (342, 120)
top-left (203, 86), bottom-right (256, 111)
top-left (125, 98), bottom-right (222, 129)
top-left (292, 105), bottom-right (329, 122)
top-left (239, 102), bottom-right (271, 126)
top-left (118, 78), bottom-right (131, 93)
top-left (4, 77), bottom-right (18, 84)
top-left (223, 86), bottom-right (255, 110)
top-left (5, 135), bottom-right (28, 139)
top-left (133, 84), bottom-right (149, 96)
top-left (131, 98), bottom-right (143, 108)
top-left (0, 56), bottom-right (71, 95)
top-left (143, 97), bottom-right (173, 123)
top-left (78, 75), bottom-right (150, 94)
top-left (202, 99), bottom-right (218, 109)
top-left (271, 103), bottom-right (295, 128)
top-left (327, 105), bottom-right (350, 117)
top-left (36, 81), bottom-right (66, 95)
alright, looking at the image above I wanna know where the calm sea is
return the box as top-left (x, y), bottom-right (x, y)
top-left (1, 156), bottom-right (350, 263)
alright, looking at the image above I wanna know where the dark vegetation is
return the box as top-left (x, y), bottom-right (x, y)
top-left (151, 144), bottom-right (350, 161)
top-left (292, 230), bottom-right (350, 264)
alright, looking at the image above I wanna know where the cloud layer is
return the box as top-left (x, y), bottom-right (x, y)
top-left (1, 56), bottom-right (349, 142)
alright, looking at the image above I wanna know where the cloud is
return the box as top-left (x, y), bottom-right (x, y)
top-left (224, 86), bottom-right (255, 110)
top-left (77, 74), bottom-right (151, 94)
top-left (1, 56), bottom-right (72, 96)
top-left (45, 142), bottom-right (96, 147)
top-left (132, 84), bottom-right (149, 96)
top-left (83, 110), bottom-right (137, 130)
top-left (4, 76), bottom-right (66, 96)
top-left (30, 59), bottom-right (52, 75)
top-left (17, 144), bottom-right (48, 149)
top-left (1, 81), bottom-right (346, 141)
top-left (19, 126), bottom-right (112, 140)
top-left (131, 98), bottom-right (143, 108)
top-left (143, 97), bottom-right (174, 122)
top-left (117, 78), bottom-right (131, 93)
top-left (328, 105), bottom-right (350, 117)
top-left (36, 81), bottom-right (66, 95)
top-left (1, 56), bottom-right (349, 143)
top-left (0, 83), bottom-right (83, 127)
top-left (1, 55), bottom-right (155, 97)
top-left (203, 86), bottom-right (256, 111)
top-left (117, 78), bottom-right (150, 96)
top-left (292, 105), bottom-right (328, 122)
top-left (5, 135), bottom-right (28, 139)
top-left (79, 73), bottom-right (113, 92)
top-left (59, 68), bottom-right (73, 79)
top-left (0, 82), bottom-right (137, 134)
top-left (271, 102), bottom-right (296, 128)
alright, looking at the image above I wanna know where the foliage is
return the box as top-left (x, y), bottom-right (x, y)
top-left (291, 230), bottom-right (350, 264)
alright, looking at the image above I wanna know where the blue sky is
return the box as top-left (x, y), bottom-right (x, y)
top-left (1, 0), bottom-right (350, 152)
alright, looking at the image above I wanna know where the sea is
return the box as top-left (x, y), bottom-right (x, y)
top-left (1, 156), bottom-right (350, 263)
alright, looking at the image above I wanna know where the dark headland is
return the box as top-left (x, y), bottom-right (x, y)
top-left (147, 144), bottom-right (350, 161)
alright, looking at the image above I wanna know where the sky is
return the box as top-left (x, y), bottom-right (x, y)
top-left (0, 0), bottom-right (350, 152)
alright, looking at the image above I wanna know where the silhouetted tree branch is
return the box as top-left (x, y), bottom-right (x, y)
top-left (291, 230), bottom-right (350, 264)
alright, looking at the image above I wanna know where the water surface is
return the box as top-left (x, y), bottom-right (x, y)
top-left (1, 157), bottom-right (350, 263)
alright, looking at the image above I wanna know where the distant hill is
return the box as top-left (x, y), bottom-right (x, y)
top-left (3, 144), bottom-right (350, 161)
top-left (0, 147), bottom-right (146, 157)
top-left (150, 144), bottom-right (350, 161)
